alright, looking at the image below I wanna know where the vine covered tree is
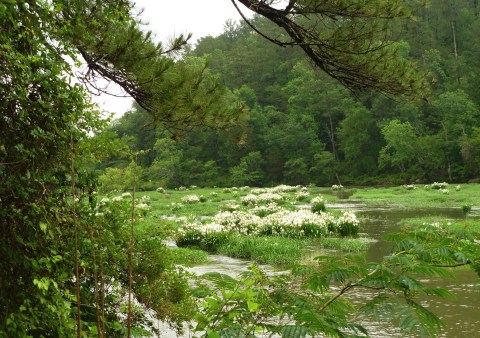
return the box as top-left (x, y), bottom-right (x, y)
top-left (1, 0), bottom-right (234, 335)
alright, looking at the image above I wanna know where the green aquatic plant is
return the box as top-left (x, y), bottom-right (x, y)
top-left (217, 235), bottom-right (304, 265)
top-left (462, 204), bottom-right (472, 214)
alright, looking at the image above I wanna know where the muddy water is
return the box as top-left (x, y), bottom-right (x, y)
top-left (343, 202), bottom-right (480, 338)
top-left (186, 202), bottom-right (480, 337)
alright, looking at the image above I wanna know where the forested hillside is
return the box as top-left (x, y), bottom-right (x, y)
top-left (101, 1), bottom-right (480, 189)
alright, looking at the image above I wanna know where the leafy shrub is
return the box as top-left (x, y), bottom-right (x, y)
top-left (462, 204), bottom-right (472, 214)
top-left (176, 225), bottom-right (230, 252)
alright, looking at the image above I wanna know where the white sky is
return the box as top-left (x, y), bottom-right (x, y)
top-left (89, 0), bottom-right (253, 118)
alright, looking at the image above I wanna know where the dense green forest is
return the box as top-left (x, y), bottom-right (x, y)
top-left (2, 0), bottom-right (480, 337)
top-left (100, 0), bottom-right (480, 190)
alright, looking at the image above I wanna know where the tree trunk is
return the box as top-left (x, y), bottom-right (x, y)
top-left (442, 122), bottom-right (453, 181)
top-left (451, 20), bottom-right (458, 58)
top-left (327, 113), bottom-right (338, 160)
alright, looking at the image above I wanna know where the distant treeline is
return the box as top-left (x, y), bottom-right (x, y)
top-left (99, 1), bottom-right (480, 189)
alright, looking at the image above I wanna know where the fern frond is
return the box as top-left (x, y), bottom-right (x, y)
top-left (278, 325), bottom-right (308, 338)
top-left (202, 272), bottom-right (239, 290)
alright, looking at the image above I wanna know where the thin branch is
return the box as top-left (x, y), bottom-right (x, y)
top-left (0, 159), bottom-right (27, 165)
top-left (230, 0), bottom-right (290, 47)
top-left (433, 262), bottom-right (470, 268)
top-left (284, 0), bottom-right (297, 13)
top-left (70, 132), bottom-right (82, 338)
top-left (86, 224), bottom-right (103, 338)
top-left (318, 284), bottom-right (353, 313)
top-left (210, 282), bottom-right (243, 329)
top-left (127, 153), bottom-right (137, 338)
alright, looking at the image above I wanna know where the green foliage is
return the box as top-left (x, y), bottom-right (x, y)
top-left (0, 1), bottom-right (102, 334)
top-left (338, 105), bottom-right (382, 176)
top-left (462, 204), bottom-right (472, 214)
top-left (0, 1), bottom-right (217, 335)
top-left (171, 247), bottom-right (209, 267)
top-left (192, 267), bottom-right (283, 337)
top-left (384, 221), bottom-right (480, 276)
top-left (311, 198), bottom-right (326, 214)
top-left (98, 161), bottom-right (140, 192)
top-left (5, 0), bottom-right (480, 335)
top-left (176, 230), bottom-right (232, 253)
top-left (315, 237), bottom-right (371, 252)
top-left (216, 235), bottom-right (304, 265)
top-left (192, 223), bottom-right (466, 338)
top-left (336, 222), bottom-right (359, 237)
top-left (237, 0), bottom-right (428, 97)
top-left (379, 120), bottom-right (418, 173)
top-left (230, 151), bottom-right (266, 186)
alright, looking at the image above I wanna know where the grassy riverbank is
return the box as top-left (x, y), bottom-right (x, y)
top-left (125, 183), bottom-right (480, 267)
top-left (349, 183), bottom-right (480, 208)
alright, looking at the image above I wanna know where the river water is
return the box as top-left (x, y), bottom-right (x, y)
top-left (174, 202), bottom-right (480, 337)
top-left (354, 203), bottom-right (480, 338)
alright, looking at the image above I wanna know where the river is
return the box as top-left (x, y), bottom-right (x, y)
top-left (166, 201), bottom-right (480, 337)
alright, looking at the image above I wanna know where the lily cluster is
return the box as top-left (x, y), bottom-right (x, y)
top-left (241, 193), bottom-right (284, 205)
top-left (250, 203), bottom-right (281, 217)
top-left (310, 196), bottom-right (326, 213)
top-left (295, 190), bottom-right (310, 201)
top-left (251, 185), bottom-right (299, 195)
top-left (95, 193), bottom-right (150, 219)
top-left (181, 194), bottom-right (201, 203)
top-left (426, 182), bottom-right (449, 190)
top-left (176, 207), bottom-right (359, 242)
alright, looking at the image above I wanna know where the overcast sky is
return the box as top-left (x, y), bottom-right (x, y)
top-left (90, 0), bottom-right (253, 118)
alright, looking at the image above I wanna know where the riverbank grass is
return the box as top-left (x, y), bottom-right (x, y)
top-left (350, 183), bottom-right (480, 208)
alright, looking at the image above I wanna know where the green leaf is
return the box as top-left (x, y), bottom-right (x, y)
top-left (206, 329), bottom-right (220, 338)
top-left (203, 272), bottom-right (238, 290)
top-left (39, 222), bottom-right (47, 234)
top-left (279, 325), bottom-right (308, 338)
top-left (247, 300), bottom-right (259, 312)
